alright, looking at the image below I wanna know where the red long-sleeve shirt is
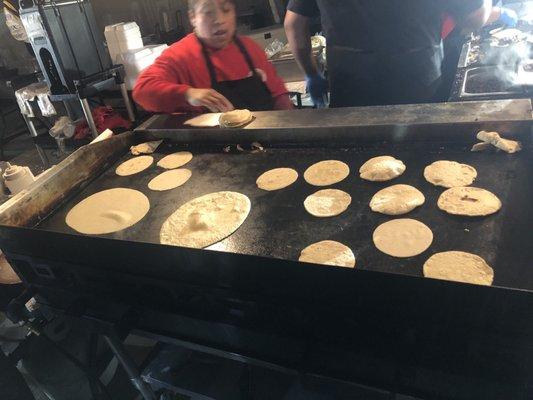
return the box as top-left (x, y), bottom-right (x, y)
top-left (133, 33), bottom-right (289, 113)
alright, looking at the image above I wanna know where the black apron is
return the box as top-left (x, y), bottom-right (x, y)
top-left (198, 36), bottom-right (275, 111)
top-left (328, 44), bottom-right (444, 108)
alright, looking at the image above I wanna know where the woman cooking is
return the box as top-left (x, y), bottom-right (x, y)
top-left (133, 0), bottom-right (293, 113)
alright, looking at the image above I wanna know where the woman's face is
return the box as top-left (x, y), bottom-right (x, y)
top-left (190, 0), bottom-right (236, 49)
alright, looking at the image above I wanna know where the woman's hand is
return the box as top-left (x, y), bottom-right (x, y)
top-left (185, 88), bottom-right (234, 112)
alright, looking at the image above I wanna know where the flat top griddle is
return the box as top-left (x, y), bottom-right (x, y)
top-left (36, 135), bottom-right (533, 292)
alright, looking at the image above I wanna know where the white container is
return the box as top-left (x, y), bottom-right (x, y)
top-left (105, 22), bottom-right (144, 64)
top-left (116, 36), bottom-right (144, 54)
top-left (2, 163), bottom-right (35, 195)
top-left (117, 44), bottom-right (169, 89)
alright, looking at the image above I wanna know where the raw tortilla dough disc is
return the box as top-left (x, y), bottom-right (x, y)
top-left (304, 189), bottom-right (351, 217)
top-left (160, 191), bottom-right (251, 249)
top-left (423, 251), bottom-right (494, 286)
top-left (148, 169), bottom-right (192, 191)
top-left (299, 240), bottom-right (356, 268)
top-left (256, 168), bottom-right (298, 191)
top-left (304, 160), bottom-right (350, 186)
top-left (66, 188), bottom-right (150, 235)
top-left (219, 109), bottom-right (253, 128)
top-left (424, 160), bottom-right (477, 188)
top-left (370, 184), bottom-right (425, 215)
top-left (359, 155), bottom-right (406, 181)
top-left (373, 218), bottom-right (433, 258)
top-left (157, 151), bottom-right (193, 169)
top-left (438, 187), bottom-right (501, 217)
top-left (115, 156), bottom-right (153, 176)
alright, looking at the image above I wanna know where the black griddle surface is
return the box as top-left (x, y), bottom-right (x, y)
top-left (37, 139), bottom-right (533, 292)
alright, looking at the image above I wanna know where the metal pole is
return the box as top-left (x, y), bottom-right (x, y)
top-left (33, 141), bottom-right (49, 168)
top-left (79, 97), bottom-right (99, 138)
top-left (21, 114), bottom-right (39, 137)
top-left (103, 335), bottom-right (157, 400)
top-left (119, 83), bottom-right (136, 122)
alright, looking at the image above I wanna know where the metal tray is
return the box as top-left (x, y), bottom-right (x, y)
top-left (461, 66), bottom-right (525, 98)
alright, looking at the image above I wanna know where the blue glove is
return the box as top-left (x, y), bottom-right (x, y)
top-left (499, 8), bottom-right (518, 28)
top-left (305, 73), bottom-right (328, 108)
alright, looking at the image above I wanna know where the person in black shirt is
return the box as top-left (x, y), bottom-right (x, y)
top-left (284, 0), bottom-right (491, 108)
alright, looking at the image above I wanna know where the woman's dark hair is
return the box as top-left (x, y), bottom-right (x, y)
top-left (188, 0), bottom-right (234, 11)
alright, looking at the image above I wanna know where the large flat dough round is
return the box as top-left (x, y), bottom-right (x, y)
top-left (256, 168), bottom-right (298, 191)
top-left (304, 189), bottom-right (351, 217)
top-left (66, 188), bottom-right (150, 235)
top-left (157, 151), bottom-right (193, 169)
top-left (304, 160), bottom-right (350, 186)
top-left (160, 191), bottom-right (250, 249)
top-left (423, 251), bottom-right (494, 286)
top-left (424, 160), bottom-right (477, 188)
top-left (359, 155), bottom-right (406, 181)
top-left (299, 240), bottom-right (356, 268)
top-left (438, 187), bottom-right (501, 216)
top-left (373, 218), bottom-right (433, 258)
top-left (370, 184), bottom-right (425, 215)
top-left (148, 169), bottom-right (192, 191)
top-left (116, 156), bottom-right (153, 176)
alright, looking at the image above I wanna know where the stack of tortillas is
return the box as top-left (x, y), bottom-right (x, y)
top-left (219, 109), bottom-right (253, 128)
top-left (359, 156), bottom-right (406, 181)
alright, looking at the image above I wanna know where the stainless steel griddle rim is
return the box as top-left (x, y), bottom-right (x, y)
top-left (460, 67), bottom-right (525, 98)
top-left (135, 100), bottom-right (533, 144)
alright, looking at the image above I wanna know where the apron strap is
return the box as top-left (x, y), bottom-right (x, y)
top-left (197, 34), bottom-right (258, 87)
top-left (233, 36), bottom-right (257, 76)
top-left (198, 36), bottom-right (219, 87)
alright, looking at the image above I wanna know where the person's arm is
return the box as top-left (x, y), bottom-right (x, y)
top-left (449, 0), bottom-right (492, 34)
top-left (284, 2), bottom-right (328, 107)
top-left (133, 47), bottom-right (233, 113)
top-left (284, 10), bottom-right (318, 77)
top-left (486, 6), bottom-right (518, 27)
top-left (273, 94), bottom-right (294, 110)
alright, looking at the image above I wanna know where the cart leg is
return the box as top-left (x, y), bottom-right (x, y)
top-left (79, 97), bottom-right (99, 138)
top-left (22, 114), bottom-right (39, 137)
top-left (119, 83), bottom-right (136, 122)
top-left (103, 334), bottom-right (157, 400)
